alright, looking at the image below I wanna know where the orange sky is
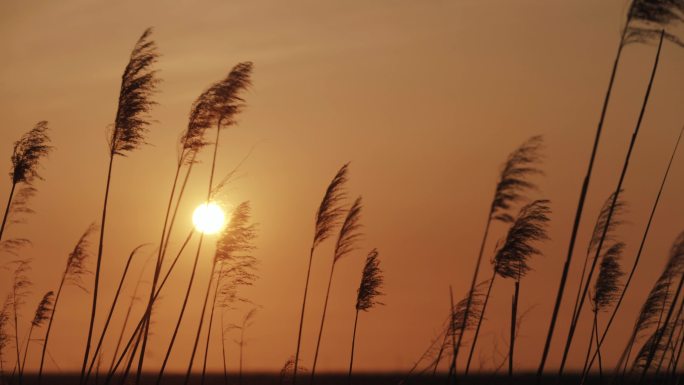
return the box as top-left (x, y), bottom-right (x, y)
top-left (1, 0), bottom-right (684, 375)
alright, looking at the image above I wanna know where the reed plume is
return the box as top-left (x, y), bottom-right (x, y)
top-left (280, 356), bottom-right (308, 385)
top-left (0, 296), bottom-right (12, 382)
top-left (492, 200), bottom-right (550, 376)
top-left (463, 135), bottom-right (544, 375)
top-left (148, 62), bottom-right (253, 385)
top-left (82, 27), bottom-right (159, 384)
top-left (348, 249), bottom-right (384, 383)
top-left (448, 281), bottom-right (488, 379)
top-left (9, 259), bottom-right (31, 385)
top-left (293, 163), bottom-right (349, 384)
top-left (614, 231), bottom-right (684, 379)
top-left (18, 291), bottom-right (53, 382)
top-left (193, 202), bottom-right (259, 385)
top-left (1, 121), bottom-right (52, 243)
top-left (39, 223), bottom-right (96, 384)
top-left (580, 126), bottom-right (684, 385)
top-left (310, 196), bottom-right (363, 383)
top-left (539, 0), bottom-right (679, 373)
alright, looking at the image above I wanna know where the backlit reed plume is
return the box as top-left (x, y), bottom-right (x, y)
top-left (538, 0), bottom-right (680, 373)
top-left (557, 29), bottom-right (665, 376)
top-left (634, 234), bottom-right (684, 383)
top-left (613, 232), bottom-right (684, 379)
top-left (447, 281), bottom-right (488, 380)
top-left (310, 196), bottom-right (363, 383)
top-left (10, 259), bottom-right (31, 385)
top-left (293, 162), bottom-right (349, 384)
top-left (236, 308), bottom-right (258, 385)
top-left (18, 291), bottom-right (53, 382)
top-left (581, 242), bottom-right (625, 378)
top-left (580, 126), bottom-right (684, 385)
top-left (82, 27), bottom-right (159, 383)
top-left (153, 62), bottom-right (253, 385)
top-left (348, 249), bottom-right (384, 383)
top-left (38, 223), bottom-right (96, 384)
top-left (463, 135), bottom-right (544, 375)
top-left (189, 202), bottom-right (258, 385)
top-left (0, 121), bottom-right (51, 249)
top-left (491, 200), bottom-right (550, 376)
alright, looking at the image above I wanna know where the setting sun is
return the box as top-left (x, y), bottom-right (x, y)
top-left (192, 202), bottom-right (226, 234)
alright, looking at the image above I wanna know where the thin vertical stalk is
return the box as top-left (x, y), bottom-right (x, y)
top-left (310, 264), bottom-right (337, 384)
top-left (201, 264), bottom-right (224, 385)
top-left (449, 286), bottom-right (457, 385)
top-left (0, 182), bottom-right (17, 241)
top-left (657, 296), bottom-right (684, 376)
top-left (509, 281), bottom-right (519, 378)
top-left (18, 324), bottom-right (35, 382)
top-left (81, 153), bottom-right (115, 384)
top-left (221, 311), bottom-right (229, 385)
top-left (538, 23), bottom-right (629, 378)
top-left (293, 246), bottom-right (314, 385)
top-left (347, 308), bottom-right (360, 385)
top-left (38, 275), bottom-right (66, 385)
top-left (465, 271), bottom-right (497, 374)
top-left (558, 29), bottom-right (665, 376)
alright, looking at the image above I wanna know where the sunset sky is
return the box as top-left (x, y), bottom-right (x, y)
top-left (1, 0), bottom-right (684, 375)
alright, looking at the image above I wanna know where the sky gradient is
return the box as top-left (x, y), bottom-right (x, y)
top-left (1, 0), bottom-right (684, 375)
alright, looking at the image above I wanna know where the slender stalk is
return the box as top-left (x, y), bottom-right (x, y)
top-left (82, 153), bottom-right (115, 384)
top-left (293, 246), bottom-right (314, 385)
top-left (0, 182), bottom-right (17, 241)
top-left (109, 264), bottom-right (145, 375)
top-left (581, 311), bottom-right (597, 376)
top-left (558, 28), bottom-right (664, 376)
top-left (448, 286), bottom-right (457, 385)
top-left (221, 311), bottom-right (229, 385)
top-left (239, 326), bottom-right (245, 385)
top-left (38, 275), bottom-right (66, 385)
top-left (657, 296), bottom-right (684, 376)
top-left (465, 271), bottom-right (497, 374)
top-left (18, 324), bottom-right (35, 382)
top-left (183, 261), bottom-right (219, 385)
top-left (85, 246), bottom-right (144, 383)
top-left (13, 278), bottom-right (22, 385)
top-left (310, 264), bottom-right (337, 384)
top-left (581, 124), bottom-right (684, 385)
top-left (454, 217), bottom-right (492, 380)
top-left (432, 324), bottom-right (450, 376)
top-left (201, 264), bottom-right (224, 385)
top-left (509, 281), bottom-right (519, 377)
top-left (347, 308), bottom-right (360, 385)
top-left (538, 22), bottom-right (629, 379)
top-left (594, 313), bottom-right (603, 381)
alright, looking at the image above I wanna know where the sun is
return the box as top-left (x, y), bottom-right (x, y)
top-left (192, 202), bottom-right (226, 234)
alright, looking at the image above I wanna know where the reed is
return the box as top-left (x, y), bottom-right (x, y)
top-left (82, 27), bottom-right (159, 384)
top-left (9, 259), bottom-right (31, 385)
top-left (18, 291), bottom-right (53, 382)
top-left (293, 163), bottom-right (349, 384)
top-left (39, 224), bottom-right (96, 385)
top-left (310, 196), bottom-right (363, 384)
top-left (464, 135), bottom-right (544, 375)
top-left (348, 249), bottom-right (384, 384)
top-left (236, 308), bottom-right (258, 385)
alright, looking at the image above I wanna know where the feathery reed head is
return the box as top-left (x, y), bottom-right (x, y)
top-left (10, 121), bottom-right (52, 185)
top-left (356, 249), bottom-right (385, 311)
top-left (180, 62), bottom-right (254, 164)
top-left (334, 196), bottom-right (363, 263)
top-left (588, 191), bottom-right (627, 256)
top-left (451, 281), bottom-right (488, 336)
top-left (633, 324), bottom-right (670, 370)
top-left (494, 199), bottom-right (551, 280)
top-left (65, 224), bottom-right (97, 292)
top-left (31, 291), bottom-right (54, 327)
top-left (109, 27), bottom-right (160, 156)
top-left (490, 135), bottom-right (544, 223)
top-left (215, 201), bottom-right (257, 263)
top-left (633, 232), bottom-right (684, 335)
top-left (0, 238), bottom-right (31, 256)
top-left (593, 242), bottom-right (625, 312)
top-left (10, 259), bottom-right (32, 308)
top-left (0, 296), bottom-right (10, 356)
top-left (279, 355), bottom-right (308, 383)
top-left (313, 163), bottom-right (349, 248)
top-left (625, 0), bottom-right (684, 46)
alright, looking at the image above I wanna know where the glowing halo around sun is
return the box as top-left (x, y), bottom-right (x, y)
top-left (192, 202), bottom-right (226, 234)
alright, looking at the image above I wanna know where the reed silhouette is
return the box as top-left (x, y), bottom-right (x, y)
top-left (18, 291), bottom-right (53, 383)
top-left (348, 249), bottom-right (384, 384)
top-left (293, 163), bottom-right (349, 385)
top-left (310, 196), bottom-right (363, 384)
top-left (81, 27), bottom-right (159, 385)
